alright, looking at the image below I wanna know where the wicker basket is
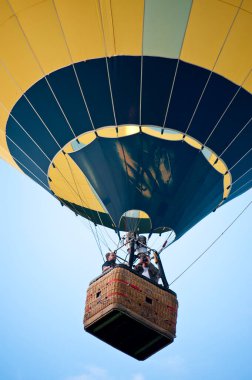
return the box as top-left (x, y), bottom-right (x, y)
top-left (84, 265), bottom-right (178, 360)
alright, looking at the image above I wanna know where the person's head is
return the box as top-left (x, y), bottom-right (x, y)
top-left (138, 235), bottom-right (146, 246)
top-left (138, 253), bottom-right (150, 267)
top-left (106, 251), bottom-right (116, 262)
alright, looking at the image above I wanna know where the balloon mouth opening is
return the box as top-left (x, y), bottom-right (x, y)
top-left (119, 209), bottom-right (152, 233)
top-left (119, 209), bottom-right (176, 239)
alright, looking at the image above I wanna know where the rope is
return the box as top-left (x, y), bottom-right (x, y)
top-left (6, 0), bottom-right (77, 139)
top-left (229, 147), bottom-right (252, 171)
top-left (204, 73), bottom-right (251, 146)
top-left (185, 0), bottom-right (243, 136)
top-left (0, 58), bottom-right (62, 148)
top-left (94, 225), bottom-right (105, 262)
top-left (170, 198), bottom-right (252, 285)
top-left (51, 0), bottom-right (97, 132)
top-left (232, 168), bottom-right (252, 186)
top-left (1, 103), bottom-right (105, 251)
top-left (139, 0), bottom-right (146, 128)
top-left (229, 179), bottom-right (252, 198)
top-left (219, 117), bottom-right (252, 158)
top-left (97, 0), bottom-right (118, 129)
top-left (2, 5), bottom-right (118, 242)
top-left (0, 138), bottom-right (97, 231)
top-left (161, 0), bottom-right (193, 132)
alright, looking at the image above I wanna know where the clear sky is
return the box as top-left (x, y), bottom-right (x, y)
top-left (0, 159), bottom-right (251, 380)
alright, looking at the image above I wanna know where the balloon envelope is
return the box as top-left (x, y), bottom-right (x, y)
top-left (0, 0), bottom-right (251, 241)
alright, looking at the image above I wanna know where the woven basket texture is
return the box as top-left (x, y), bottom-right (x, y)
top-left (84, 266), bottom-right (178, 337)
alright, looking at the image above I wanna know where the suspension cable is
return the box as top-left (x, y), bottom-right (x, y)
top-left (0, 104), bottom-right (105, 251)
top-left (161, 1), bottom-right (193, 132)
top-left (220, 117), bottom-right (252, 158)
top-left (204, 76), bottom-right (251, 146)
top-left (184, 0), bottom-right (243, 136)
top-left (0, 142), bottom-right (97, 233)
top-left (229, 179), bottom-right (252, 198)
top-left (139, 0), bottom-right (146, 128)
top-left (229, 147), bottom-right (252, 172)
top-left (6, 0), bottom-right (77, 139)
top-left (94, 225), bottom-right (105, 261)
top-left (232, 168), bottom-right (252, 186)
top-left (97, 0), bottom-right (118, 130)
top-left (1, 7), bottom-right (118, 240)
top-left (51, 0), bottom-right (97, 133)
top-left (170, 198), bottom-right (252, 285)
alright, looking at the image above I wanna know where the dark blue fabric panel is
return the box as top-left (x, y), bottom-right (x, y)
top-left (164, 60), bottom-right (209, 131)
top-left (108, 56), bottom-right (140, 125)
top-left (230, 168), bottom-right (252, 195)
top-left (7, 118), bottom-right (51, 173)
top-left (75, 59), bottom-right (115, 128)
top-left (187, 74), bottom-right (238, 142)
top-left (8, 139), bottom-right (48, 186)
top-left (226, 180), bottom-right (252, 204)
top-left (6, 56), bottom-right (251, 235)
top-left (70, 137), bottom-right (129, 226)
top-left (18, 161), bottom-right (49, 191)
top-left (230, 150), bottom-right (252, 182)
top-left (47, 65), bottom-right (93, 135)
top-left (221, 123), bottom-right (252, 169)
top-left (207, 89), bottom-right (252, 158)
top-left (70, 134), bottom-right (223, 237)
top-left (141, 57), bottom-right (177, 126)
top-left (25, 78), bottom-right (74, 145)
top-left (60, 199), bottom-right (114, 229)
top-left (8, 98), bottom-right (60, 159)
top-left (172, 169), bottom-right (223, 239)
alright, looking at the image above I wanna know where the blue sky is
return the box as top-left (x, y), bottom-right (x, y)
top-left (0, 159), bottom-right (251, 380)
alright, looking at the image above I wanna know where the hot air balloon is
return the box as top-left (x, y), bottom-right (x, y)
top-left (0, 0), bottom-right (251, 360)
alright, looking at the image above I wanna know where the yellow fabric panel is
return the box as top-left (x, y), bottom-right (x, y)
top-left (0, 138), bottom-right (19, 169)
top-left (0, 63), bottom-right (21, 110)
top-left (49, 151), bottom-right (105, 212)
top-left (8, 0), bottom-right (41, 13)
top-left (208, 152), bottom-right (227, 175)
top-left (0, 104), bottom-right (19, 168)
top-left (98, 0), bottom-right (116, 56)
top-left (62, 131), bottom-right (97, 153)
top-left (109, 0), bottom-right (143, 56)
top-left (78, 131), bottom-right (97, 146)
top-left (244, 71), bottom-right (252, 92)
top-left (97, 126), bottom-right (117, 138)
top-left (14, 0), bottom-right (71, 74)
top-left (0, 0), bottom-right (13, 25)
top-left (98, 0), bottom-right (143, 57)
top-left (243, 0), bottom-right (252, 12)
top-left (184, 135), bottom-right (202, 149)
top-left (223, 0), bottom-right (243, 6)
top-left (214, 9), bottom-right (252, 93)
top-left (180, 0), bottom-right (252, 91)
top-left (97, 125), bottom-right (140, 138)
top-left (224, 173), bottom-right (232, 198)
top-left (53, 0), bottom-right (105, 62)
top-left (0, 15), bottom-right (42, 92)
top-left (142, 126), bottom-right (183, 141)
top-left (63, 144), bottom-right (75, 154)
top-left (117, 125), bottom-right (140, 137)
top-left (214, 158), bottom-right (227, 175)
top-left (0, 145), bottom-right (20, 169)
top-left (139, 211), bottom-right (149, 219)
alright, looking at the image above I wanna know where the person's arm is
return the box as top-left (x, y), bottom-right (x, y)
top-left (102, 261), bottom-right (110, 272)
top-left (149, 263), bottom-right (160, 281)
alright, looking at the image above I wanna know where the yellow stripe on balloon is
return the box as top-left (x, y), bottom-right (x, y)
top-left (181, 0), bottom-right (252, 92)
top-left (49, 151), bottom-right (106, 212)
